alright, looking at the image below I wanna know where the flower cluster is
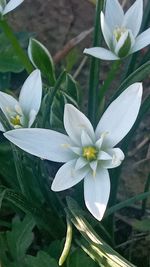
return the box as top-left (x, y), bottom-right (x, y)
top-left (0, 0), bottom-right (146, 221)
top-left (4, 83), bottom-right (143, 220)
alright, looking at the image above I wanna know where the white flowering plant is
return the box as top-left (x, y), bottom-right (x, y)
top-left (0, 0), bottom-right (149, 267)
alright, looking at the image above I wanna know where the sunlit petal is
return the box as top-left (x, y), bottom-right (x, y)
top-left (19, 70), bottom-right (42, 120)
top-left (51, 160), bottom-right (88, 191)
top-left (84, 168), bottom-right (110, 221)
top-left (95, 83), bottom-right (143, 147)
top-left (64, 104), bottom-right (95, 145)
top-left (4, 128), bottom-right (73, 162)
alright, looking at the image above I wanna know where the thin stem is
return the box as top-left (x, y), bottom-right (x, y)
top-left (10, 143), bottom-right (29, 197)
top-left (0, 19), bottom-right (33, 74)
top-left (141, 173), bottom-right (150, 216)
top-left (98, 60), bottom-right (121, 103)
top-left (88, 0), bottom-right (104, 128)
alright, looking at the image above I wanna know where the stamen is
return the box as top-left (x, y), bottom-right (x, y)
top-left (10, 115), bottom-right (22, 126)
top-left (82, 146), bottom-right (98, 161)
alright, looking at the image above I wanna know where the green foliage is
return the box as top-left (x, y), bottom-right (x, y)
top-left (133, 219), bottom-right (150, 232)
top-left (6, 215), bottom-right (35, 262)
top-left (50, 72), bottom-right (80, 130)
top-left (25, 251), bottom-right (59, 267)
top-left (66, 197), bottom-right (136, 267)
top-left (28, 38), bottom-right (56, 85)
top-left (67, 248), bottom-right (98, 267)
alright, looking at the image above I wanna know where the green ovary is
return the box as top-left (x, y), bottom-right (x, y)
top-left (82, 146), bottom-right (98, 161)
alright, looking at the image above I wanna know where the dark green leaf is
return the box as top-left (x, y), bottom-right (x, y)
top-left (67, 248), bottom-right (98, 267)
top-left (6, 215), bottom-right (35, 261)
top-left (25, 251), bottom-right (59, 267)
top-left (28, 38), bottom-right (56, 85)
top-left (133, 219), bottom-right (150, 232)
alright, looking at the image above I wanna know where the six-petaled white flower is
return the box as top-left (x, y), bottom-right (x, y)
top-left (84, 0), bottom-right (150, 60)
top-left (0, 69), bottom-right (42, 131)
top-left (0, 0), bottom-right (24, 16)
top-left (4, 83), bottom-right (143, 221)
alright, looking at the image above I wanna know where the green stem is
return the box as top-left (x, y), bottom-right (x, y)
top-left (141, 173), bottom-right (150, 216)
top-left (42, 70), bottom-right (66, 127)
top-left (98, 60), bottom-right (121, 102)
top-left (88, 0), bottom-right (104, 128)
top-left (10, 143), bottom-right (28, 197)
top-left (0, 19), bottom-right (33, 73)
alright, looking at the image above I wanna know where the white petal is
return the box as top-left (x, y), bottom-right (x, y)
top-left (75, 157), bottom-right (87, 171)
top-left (95, 132), bottom-right (107, 149)
top-left (90, 160), bottom-right (98, 176)
top-left (95, 83), bottom-right (143, 148)
top-left (51, 160), bottom-right (88, 191)
top-left (84, 167), bottom-right (110, 221)
top-left (28, 109), bottom-right (36, 127)
top-left (100, 12), bottom-right (112, 49)
top-left (98, 151), bottom-right (112, 160)
top-left (102, 148), bottom-right (125, 169)
top-left (81, 130), bottom-right (93, 147)
top-left (64, 104), bottom-right (95, 145)
top-left (4, 128), bottom-right (73, 163)
top-left (0, 91), bottom-right (19, 122)
top-left (132, 28), bottom-right (150, 53)
top-left (70, 147), bottom-right (82, 156)
top-left (123, 0), bottom-right (143, 37)
top-left (105, 0), bottom-right (124, 32)
top-left (0, 122), bottom-right (5, 132)
top-left (84, 47), bottom-right (119, 60)
top-left (2, 0), bottom-right (24, 15)
top-left (19, 70), bottom-right (42, 120)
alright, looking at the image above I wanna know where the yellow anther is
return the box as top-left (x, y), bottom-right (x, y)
top-left (83, 146), bottom-right (98, 161)
top-left (10, 115), bottom-right (21, 126)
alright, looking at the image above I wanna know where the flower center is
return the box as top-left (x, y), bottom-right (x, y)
top-left (113, 27), bottom-right (126, 42)
top-left (82, 146), bottom-right (98, 161)
top-left (10, 114), bottom-right (22, 126)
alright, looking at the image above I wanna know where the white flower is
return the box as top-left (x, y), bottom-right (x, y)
top-left (4, 83), bottom-right (143, 220)
top-left (0, 69), bottom-right (42, 131)
top-left (84, 0), bottom-right (150, 60)
top-left (0, 0), bottom-right (24, 16)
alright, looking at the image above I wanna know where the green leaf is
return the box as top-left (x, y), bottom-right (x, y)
top-left (105, 191), bottom-right (150, 217)
top-left (49, 72), bottom-right (80, 130)
top-left (65, 73), bottom-right (80, 103)
top-left (6, 215), bottom-right (35, 261)
top-left (65, 48), bottom-right (79, 72)
top-left (110, 60), bottom-right (150, 102)
top-left (0, 143), bottom-right (18, 189)
top-left (28, 38), bottom-right (56, 85)
top-left (0, 187), bottom-right (7, 209)
top-left (0, 72), bottom-right (11, 91)
top-left (25, 251), bottom-right (59, 267)
top-left (133, 219), bottom-right (150, 232)
top-left (66, 197), bottom-right (136, 267)
top-left (67, 248), bottom-right (98, 267)
top-left (0, 32), bottom-right (24, 73)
